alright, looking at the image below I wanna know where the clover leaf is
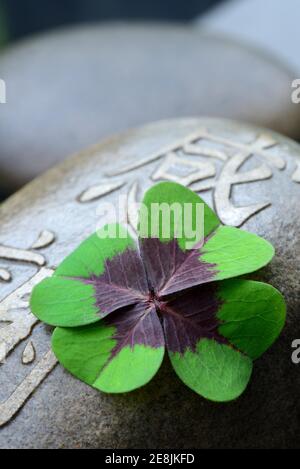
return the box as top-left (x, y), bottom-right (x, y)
top-left (30, 182), bottom-right (286, 402)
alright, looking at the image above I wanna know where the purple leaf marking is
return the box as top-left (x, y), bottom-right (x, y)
top-left (160, 284), bottom-right (227, 353)
top-left (82, 248), bottom-right (148, 318)
top-left (105, 302), bottom-right (165, 356)
top-left (76, 238), bottom-right (224, 355)
top-left (103, 281), bottom-right (226, 356)
top-left (140, 238), bottom-right (218, 296)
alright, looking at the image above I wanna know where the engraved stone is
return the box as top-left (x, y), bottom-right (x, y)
top-left (31, 231), bottom-right (55, 250)
top-left (1, 23), bottom-right (300, 193)
top-left (292, 162), bottom-right (300, 183)
top-left (22, 341), bottom-right (36, 365)
top-left (0, 118), bottom-right (299, 448)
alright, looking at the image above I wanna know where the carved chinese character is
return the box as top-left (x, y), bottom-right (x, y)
top-left (0, 267), bottom-right (56, 427)
top-left (151, 151), bottom-right (216, 186)
top-left (0, 231), bottom-right (55, 283)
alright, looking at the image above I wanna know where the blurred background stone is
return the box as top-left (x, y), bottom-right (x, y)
top-left (0, 118), bottom-right (299, 448)
top-left (197, 0), bottom-right (300, 73)
top-left (0, 23), bottom-right (299, 193)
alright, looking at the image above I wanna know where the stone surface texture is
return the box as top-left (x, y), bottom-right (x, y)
top-left (0, 117), bottom-right (299, 448)
top-left (0, 23), bottom-right (299, 192)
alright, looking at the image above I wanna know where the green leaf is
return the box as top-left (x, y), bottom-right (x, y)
top-left (30, 276), bottom-right (99, 327)
top-left (169, 338), bottom-right (253, 402)
top-left (139, 181), bottom-right (220, 248)
top-left (30, 224), bottom-right (147, 327)
top-left (139, 182), bottom-right (274, 295)
top-left (55, 224), bottom-right (135, 278)
top-left (201, 226), bottom-right (274, 281)
top-left (218, 279), bottom-right (286, 359)
top-left (52, 305), bottom-right (165, 393)
top-left (30, 181), bottom-right (284, 399)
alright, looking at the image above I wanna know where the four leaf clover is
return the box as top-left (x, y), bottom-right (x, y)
top-left (30, 182), bottom-right (286, 401)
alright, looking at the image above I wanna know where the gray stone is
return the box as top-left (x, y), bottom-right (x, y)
top-left (197, 0), bottom-right (300, 73)
top-left (0, 117), bottom-right (299, 448)
top-left (0, 23), bottom-right (300, 192)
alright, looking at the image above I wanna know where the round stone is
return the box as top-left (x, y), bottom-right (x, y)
top-left (0, 117), bottom-right (299, 448)
top-left (0, 23), bottom-right (299, 192)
